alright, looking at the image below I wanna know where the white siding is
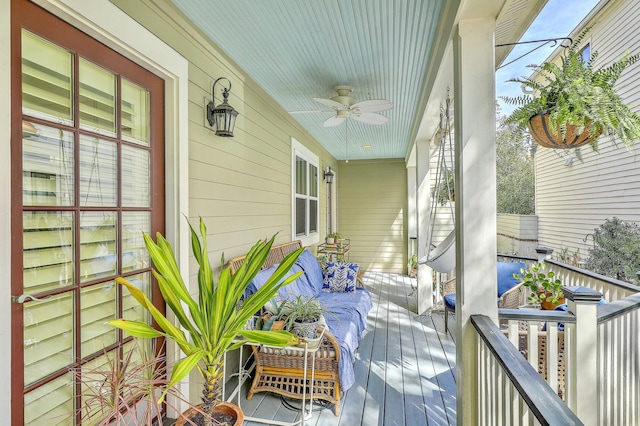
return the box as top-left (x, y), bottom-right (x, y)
top-left (497, 214), bottom-right (538, 256)
top-left (535, 0), bottom-right (640, 265)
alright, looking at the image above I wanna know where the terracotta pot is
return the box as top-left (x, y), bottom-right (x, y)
top-left (538, 291), bottom-right (566, 310)
top-left (271, 320), bottom-right (285, 330)
top-left (176, 402), bottom-right (244, 426)
top-left (528, 112), bottom-right (602, 149)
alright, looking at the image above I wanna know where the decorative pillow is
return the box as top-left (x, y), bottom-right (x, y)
top-left (322, 262), bottom-right (359, 293)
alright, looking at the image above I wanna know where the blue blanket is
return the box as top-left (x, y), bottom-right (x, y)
top-left (318, 288), bottom-right (372, 390)
top-left (246, 249), bottom-right (372, 391)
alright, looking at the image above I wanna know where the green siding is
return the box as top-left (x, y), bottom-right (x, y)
top-left (338, 159), bottom-right (407, 273)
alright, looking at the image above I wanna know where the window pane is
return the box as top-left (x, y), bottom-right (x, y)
top-left (123, 272), bottom-right (151, 325)
top-left (22, 30), bottom-right (73, 125)
top-left (24, 293), bottom-right (74, 385)
top-left (22, 122), bottom-right (74, 206)
top-left (79, 135), bottom-right (117, 207)
top-left (296, 156), bottom-right (307, 195)
top-left (309, 164), bottom-right (318, 197)
top-left (309, 199), bottom-right (318, 233)
top-left (23, 212), bottom-right (74, 293)
top-left (295, 197), bottom-right (306, 236)
top-left (121, 145), bottom-right (150, 207)
top-left (79, 58), bottom-right (116, 136)
top-left (122, 212), bottom-right (151, 273)
top-left (81, 282), bottom-right (117, 357)
top-left (121, 79), bottom-right (150, 145)
top-left (80, 212), bottom-right (117, 283)
top-left (24, 373), bottom-right (73, 426)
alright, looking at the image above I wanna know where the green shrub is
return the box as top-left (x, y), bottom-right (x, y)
top-left (587, 217), bottom-right (640, 282)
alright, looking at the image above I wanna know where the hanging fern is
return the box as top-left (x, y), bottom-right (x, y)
top-left (502, 27), bottom-right (640, 150)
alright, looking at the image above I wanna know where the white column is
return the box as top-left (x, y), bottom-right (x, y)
top-left (416, 139), bottom-right (433, 314)
top-left (453, 17), bottom-right (498, 425)
top-left (564, 286), bottom-right (601, 425)
top-left (407, 165), bottom-right (417, 278)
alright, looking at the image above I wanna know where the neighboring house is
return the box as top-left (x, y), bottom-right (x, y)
top-left (534, 0), bottom-right (640, 264)
top-left (0, 0), bottom-right (547, 424)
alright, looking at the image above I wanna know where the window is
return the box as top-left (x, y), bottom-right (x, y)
top-left (580, 43), bottom-right (591, 63)
top-left (292, 138), bottom-right (319, 245)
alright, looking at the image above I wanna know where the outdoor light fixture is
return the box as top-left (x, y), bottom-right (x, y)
top-left (324, 166), bottom-right (335, 184)
top-left (207, 77), bottom-right (239, 137)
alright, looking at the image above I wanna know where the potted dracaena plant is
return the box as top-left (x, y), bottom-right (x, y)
top-left (502, 27), bottom-right (640, 151)
top-left (109, 218), bottom-right (304, 426)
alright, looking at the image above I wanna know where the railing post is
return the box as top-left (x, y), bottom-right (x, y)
top-left (536, 246), bottom-right (554, 263)
top-left (563, 285), bottom-right (602, 425)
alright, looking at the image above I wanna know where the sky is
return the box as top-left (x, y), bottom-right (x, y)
top-left (496, 0), bottom-right (602, 117)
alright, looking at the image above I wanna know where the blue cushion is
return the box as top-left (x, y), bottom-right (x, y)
top-left (323, 262), bottom-right (359, 293)
top-left (276, 264), bottom-right (317, 300)
top-left (295, 249), bottom-right (324, 296)
top-left (497, 262), bottom-right (526, 297)
top-left (244, 264), bottom-right (279, 298)
top-left (444, 294), bottom-right (456, 310)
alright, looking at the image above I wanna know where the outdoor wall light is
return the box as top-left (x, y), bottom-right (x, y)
top-left (207, 77), bottom-right (239, 137)
top-left (324, 166), bottom-right (335, 184)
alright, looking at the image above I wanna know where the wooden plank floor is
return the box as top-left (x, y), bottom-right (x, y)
top-left (238, 272), bottom-right (457, 426)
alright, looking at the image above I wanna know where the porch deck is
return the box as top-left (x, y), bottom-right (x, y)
top-left (239, 272), bottom-right (457, 426)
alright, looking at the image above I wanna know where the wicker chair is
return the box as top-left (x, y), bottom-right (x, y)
top-left (443, 261), bottom-right (526, 332)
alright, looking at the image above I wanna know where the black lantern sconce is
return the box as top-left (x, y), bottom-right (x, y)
top-left (323, 166), bottom-right (335, 184)
top-left (207, 77), bottom-right (239, 137)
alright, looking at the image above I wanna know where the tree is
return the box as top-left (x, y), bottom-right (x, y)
top-left (587, 217), bottom-right (640, 282)
top-left (496, 113), bottom-right (535, 214)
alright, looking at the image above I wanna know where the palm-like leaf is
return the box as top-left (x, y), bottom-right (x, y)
top-left (110, 218), bottom-right (304, 417)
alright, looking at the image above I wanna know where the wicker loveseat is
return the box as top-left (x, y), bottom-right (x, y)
top-left (227, 241), bottom-right (372, 415)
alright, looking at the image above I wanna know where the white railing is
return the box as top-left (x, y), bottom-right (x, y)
top-left (597, 293), bottom-right (640, 426)
top-left (494, 277), bottom-right (640, 425)
top-left (472, 314), bottom-right (582, 425)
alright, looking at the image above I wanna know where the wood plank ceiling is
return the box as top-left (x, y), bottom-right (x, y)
top-left (171, 0), bottom-right (546, 161)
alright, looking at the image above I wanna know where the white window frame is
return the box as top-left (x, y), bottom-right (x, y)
top-left (291, 138), bottom-right (319, 246)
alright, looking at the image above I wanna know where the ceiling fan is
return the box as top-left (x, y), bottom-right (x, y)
top-left (290, 85), bottom-right (393, 127)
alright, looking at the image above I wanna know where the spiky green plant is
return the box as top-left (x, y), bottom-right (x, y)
top-left (109, 218), bottom-right (303, 425)
top-left (502, 28), bottom-right (640, 150)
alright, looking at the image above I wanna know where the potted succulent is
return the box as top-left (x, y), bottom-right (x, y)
top-left (279, 295), bottom-right (327, 339)
top-left (503, 28), bottom-right (640, 150)
top-left (325, 232), bottom-right (343, 245)
top-left (109, 218), bottom-right (304, 426)
top-left (513, 262), bottom-right (565, 310)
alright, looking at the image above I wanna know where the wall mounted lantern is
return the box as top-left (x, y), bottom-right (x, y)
top-left (323, 166), bottom-right (335, 184)
top-left (207, 77), bottom-right (239, 137)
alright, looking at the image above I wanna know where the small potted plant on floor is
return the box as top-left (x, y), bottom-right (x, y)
top-left (513, 262), bottom-right (565, 310)
top-left (408, 254), bottom-right (418, 277)
top-left (110, 218), bottom-right (304, 426)
top-left (502, 28), bottom-right (640, 150)
top-left (75, 339), bottom-right (193, 426)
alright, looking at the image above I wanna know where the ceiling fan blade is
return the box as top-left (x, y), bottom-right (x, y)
top-left (352, 112), bottom-right (389, 125)
top-left (352, 99), bottom-right (393, 113)
top-left (323, 115), bottom-right (347, 127)
top-left (313, 97), bottom-right (347, 110)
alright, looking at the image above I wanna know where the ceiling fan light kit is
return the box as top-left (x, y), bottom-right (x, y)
top-left (294, 85), bottom-right (393, 127)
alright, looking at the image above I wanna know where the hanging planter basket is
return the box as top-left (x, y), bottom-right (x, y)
top-left (528, 112), bottom-right (602, 149)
